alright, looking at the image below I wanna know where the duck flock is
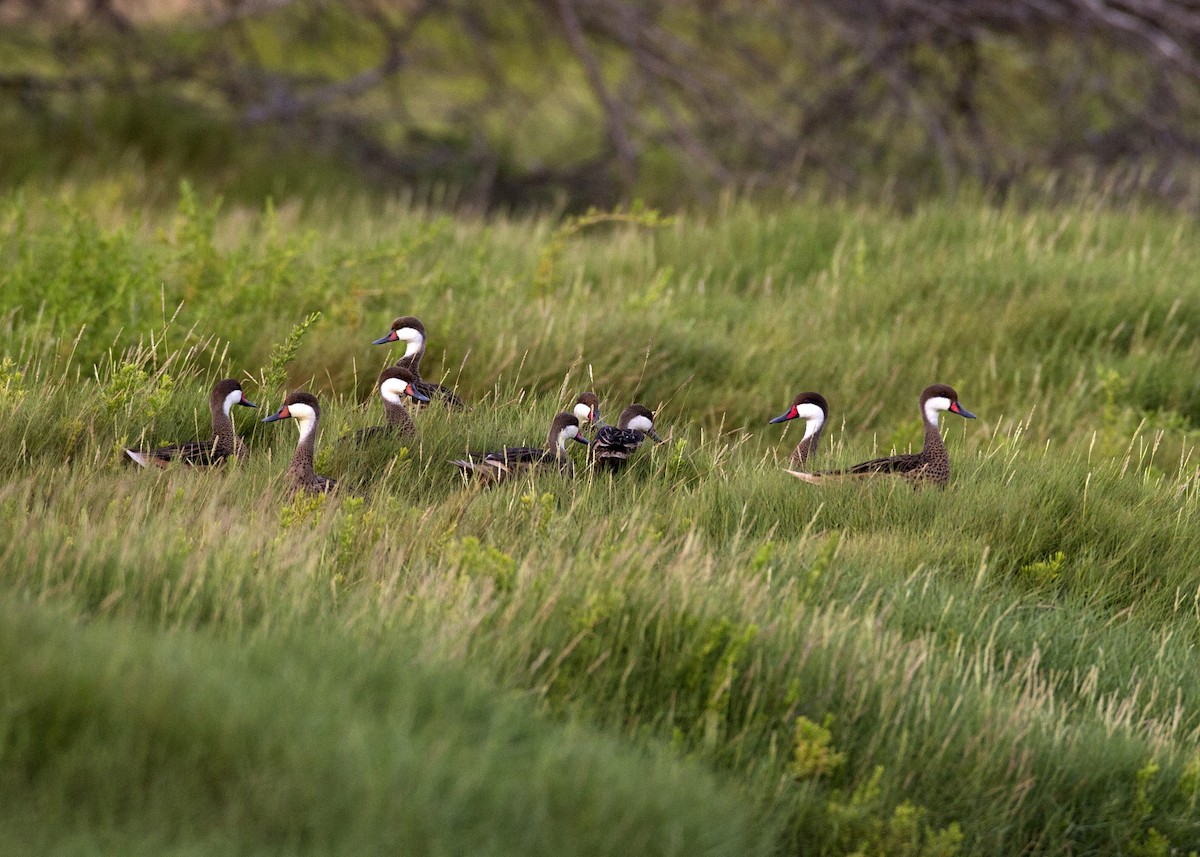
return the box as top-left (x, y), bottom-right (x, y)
top-left (126, 314), bottom-right (977, 493)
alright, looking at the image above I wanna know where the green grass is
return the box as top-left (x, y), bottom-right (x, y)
top-left (0, 598), bottom-right (768, 857)
top-left (4, 180), bottom-right (1200, 854)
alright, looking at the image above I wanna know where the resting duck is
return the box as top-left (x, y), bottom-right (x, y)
top-left (263, 391), bottom-right (338, 495)
top-left (348, 365), bottom-right (431, 444)
top-left (371, 315), bottom-right (465, 408)
top-left (769, 391), bottom-right (829, 469)
top-left (788, 384), bottom-right (975, 487)
top-left (125, 378), bottom-right (255, 468)
top-left (590, 404), bottom-right (663, 471)
top-left (452, 412), bottom-right (587, 483)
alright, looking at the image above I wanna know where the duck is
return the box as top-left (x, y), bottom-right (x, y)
top-left (590, 404), bottom-right (664, 471)
top-left (452, 412), bottom-right (588, 483)
top-left (125, 378), bottom-right (256, 468)
top-left (262, 391), bottom-right (337, 495)
top-left (347, 366), bottom-right (431, 444)
top-left (769, 391), bottom-right (829, 469)
top-left (371, 315), bottom-right (465, 408)
top-left (788, 384), bottom-right (975, 487)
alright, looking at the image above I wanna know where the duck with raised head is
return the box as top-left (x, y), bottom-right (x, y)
top-left (452, 412), bottom-right (588, 483)
top-left (769, 391), bottom-right (829, 469)
top-left (262, 391), bottom-right (337, 495)
top-left (788, 384), bottom-right (975, 487)
top-left (590, 404), bottom-right (664, 471)
top-left (347, 366), bottom-right (431, 444)
top-left (125, 378), bottom-right (256, 468)
top-left (371, 315), bottom-right (465, 408)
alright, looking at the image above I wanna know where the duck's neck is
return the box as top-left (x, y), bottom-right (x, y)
top-left (549, 429), bottom-right (568, 459)
top-left (287, 418), bottom-right (319, 483)
top-left (383, 398), bottom-right (417, 434)
top-left (551, 432), bottom-right (575, 475)
top-left (397, 337), bottom-right (425, 370)
top-left (791, 422), bottom-right (824, 467)
top-left (920, 408), bottom-right (947, 463)
top-left (210, 400), bottom-right (237, 456)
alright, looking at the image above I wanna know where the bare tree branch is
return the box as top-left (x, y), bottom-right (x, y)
top-left (12, 0), bottom-right (1200, 208)
top-left (551, 0), bottom-right (638, 189)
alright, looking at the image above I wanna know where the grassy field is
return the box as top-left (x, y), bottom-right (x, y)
top-left (4, 179), bottom-right (1200, 854)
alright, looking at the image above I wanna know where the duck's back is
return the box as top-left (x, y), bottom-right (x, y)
top-left (590, 426), bottom-right (646, 469)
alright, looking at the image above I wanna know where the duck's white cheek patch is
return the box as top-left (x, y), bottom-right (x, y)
top-left (574, 403), bottom-right (592, 422)
top-left (380, 379), bottom-right (406, 405)
top-left (396, 328), bottom-right (424, 357)
top-left (795, 404), bottom-right (825, 439)
top-left (627, 415), bottom-right (653, 433)
top-left (924, 396), bottom-right (951, 424)
top-left (286, 403), bottom-right (317, 439)
top-left (223, 389), bottom-right (243, 415)
top-left (794, 404), bottom-right (824, 422)
top-left (558, 426), bottom-right (580, 449)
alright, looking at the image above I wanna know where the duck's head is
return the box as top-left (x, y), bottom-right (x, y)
top-left (573, 392), bottom-right (601, 425)
top-left (769, 391), bottom-right (828, 437)
top-left (920, 384), bottom-right (976, 423)
top-left (211, 378), bottom-right (256, 414)
top-left (618, 404), bottom-right (663, 442)
top-left (378, 366), bottom-right (431, 405)
top-left (372, 315), bottom-right (427, 358)
top-left (263, 391), bottom-right (322, 438)
top-left (549, 412), bottom-right (589, 452)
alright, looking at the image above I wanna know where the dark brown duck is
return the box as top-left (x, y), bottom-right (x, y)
top-left (263, 391), bottom-right (337, 495)
top-left (590, 404), bottom-right (663, 471)
top-left (348, 365), bottom-right (430, 444)
top-left (769, 391), bottom-right (829, 469)
top-left (125, 378), bottom-right (256, 468)
top-left (572, 392), bottom-right (601, 430)
top-left (452, 412), bottom-right (588, 484)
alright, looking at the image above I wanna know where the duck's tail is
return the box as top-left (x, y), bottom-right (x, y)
top-left (125, 449), bottom-right (151, 468)
top-left (450, 458), bottom-right (507, 482)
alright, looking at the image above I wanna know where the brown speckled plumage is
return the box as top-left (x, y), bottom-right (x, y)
top-left (125, 378), bottom-right (255, 468)
top-left (590, 404), bottom-right (662, 471)
top-left (452, 412), bottom-right (585, 484)
top-left (264, 391), bottom-right (337, 496)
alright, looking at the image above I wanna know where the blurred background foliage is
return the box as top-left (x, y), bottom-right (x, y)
top-left (5, 0), bottom-right (1200, 210)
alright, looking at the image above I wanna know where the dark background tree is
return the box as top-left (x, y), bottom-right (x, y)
top-left (4, 0), bottom-right (1200, 208)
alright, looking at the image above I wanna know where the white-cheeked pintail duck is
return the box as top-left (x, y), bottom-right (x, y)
top-left (263, 391), bottom-right (338, 495)
top-left (125, 378), bottom-right (256, 468)
top-left (590, 404), bottom-right (663, 471)
top-left (769, 391), bottom-right (829, 469)
top-left (572, 392), bottom-right (601, 429)
top-left (452, 412), bottom-right (588, 483)
top-left (348, 365), bottom-right (431, 444)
